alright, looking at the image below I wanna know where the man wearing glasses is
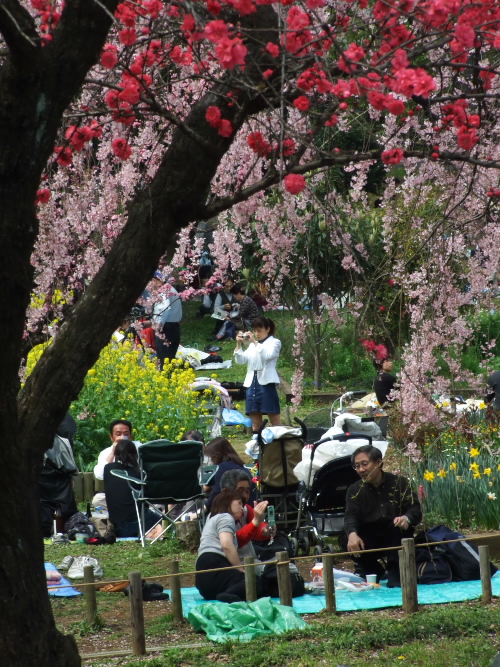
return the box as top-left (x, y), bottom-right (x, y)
top-left (343, 444), bottom-right (422, 587)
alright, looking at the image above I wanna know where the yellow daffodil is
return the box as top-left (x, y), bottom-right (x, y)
top-left (437, 468), bottom-right (447, 478)
top-left (469, 448), bottom-right (480, 458)
top-left (473, 472), bottom-right (481, 479)
top-left (423, 470), bottom-right (435, 482)
top-left (470, 462), bottom-right (480, 472)
top-left (449, 462), bottom-right (457, 471)
top-left (483, 468), bottom-right (492, 476)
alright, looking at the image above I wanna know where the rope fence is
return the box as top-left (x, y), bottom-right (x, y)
top-left (49, 533), bottom-right (500, 661)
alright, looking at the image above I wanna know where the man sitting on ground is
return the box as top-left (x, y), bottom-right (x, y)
top-left (94, 419), bottom-right (140, 481)
top-left (342, 444), bottom-right (422, 588)
top-left (216, 287), bottom-right (260, 340)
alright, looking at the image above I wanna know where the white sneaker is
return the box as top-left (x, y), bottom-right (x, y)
top-left (67, 556), bottom-right (103, 579)
top-left (57, 555), bottom-right (74, 572)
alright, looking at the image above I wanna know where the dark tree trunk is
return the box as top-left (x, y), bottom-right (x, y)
top-left (0, 3), bottom-right (279, 665)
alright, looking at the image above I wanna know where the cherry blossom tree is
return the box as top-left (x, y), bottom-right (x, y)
top-left (1, 0), bottom-right (500, 664)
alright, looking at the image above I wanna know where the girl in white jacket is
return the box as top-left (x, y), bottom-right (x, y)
top-left (234, 316), bottom-right (282, 432)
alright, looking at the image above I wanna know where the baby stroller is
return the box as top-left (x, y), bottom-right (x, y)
top-left (301, 390), bottom-right (388, 443)
top-left (255, 421), bottom-right (306, 534)
top-left (292, 433), bottom-right (372, 556)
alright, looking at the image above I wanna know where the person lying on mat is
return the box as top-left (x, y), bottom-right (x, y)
top-left (103, 440), bottom-right (162, 539)
top-left (196, 490), bottom-right (265, 603)
top-left (342, 444), bottom-right (422, 588)
top-left (220, 468), bottom-right (274, 559)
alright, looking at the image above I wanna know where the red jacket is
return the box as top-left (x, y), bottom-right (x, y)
top-left (236, 504), bottom-right (268, 547)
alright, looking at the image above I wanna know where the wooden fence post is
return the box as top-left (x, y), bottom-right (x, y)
top-left (83, 565), bottom-right (97, 625)
top-left (244, 556), bottom-right (257, 602)
top-left (322, 553), bottom-right (336, 614)
top-left (479, 545), bottom-right (492, 604)
top-left (128, 571), bottom-right (146, 656)
top-left (401, 539), bottom-right (418, 615)
top-left (170, 560), bottom-right (184, 624)
top-left (276, 551), bottom-right (292, 607)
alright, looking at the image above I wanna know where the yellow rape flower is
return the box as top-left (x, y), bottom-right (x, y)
top-left (423, 470), bottom-right (435, 482)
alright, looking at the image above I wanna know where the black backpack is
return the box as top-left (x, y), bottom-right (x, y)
top-left (253, 533), bottom-right (305, 598)
top-left (415, 545), bottom-right (452, 585)
top-left (418, 525), bottom-right (497, 581)
top-left (261, 561), bottom-right (305, 598)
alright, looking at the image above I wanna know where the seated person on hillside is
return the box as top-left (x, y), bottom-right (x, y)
top-left (203, 437), bottom-right (254, 512)
top-left (103, 439), bottom-right (162, 538)
top-left (94, 419), bottom-right (141, 481)
top-left (341, 444), bottom-right (422, 588)
top-left (220, 469), bottom-right (273, 559)
top-left (196, 490), bottom-right (264, 603)
top-left (216, 286), bottom-right (260, 340)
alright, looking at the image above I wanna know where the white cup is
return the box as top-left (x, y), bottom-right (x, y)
top-left (366, 574), bottom-right (378, 584)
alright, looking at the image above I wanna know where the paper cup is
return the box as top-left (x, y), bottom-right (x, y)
top-left (366, 574), bottom-right (378, 584)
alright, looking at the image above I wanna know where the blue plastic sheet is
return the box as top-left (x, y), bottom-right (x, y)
top-left (170, 573), bottom-right (500, 617)
top-left (45, 562), bottom-right (81, 597)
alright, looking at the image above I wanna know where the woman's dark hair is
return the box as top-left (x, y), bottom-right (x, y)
top-left (204, 437), bottom-right (244, 466)
top-left (252, 316), bottom-right (275, 336)
top-left (114, 440), bottom-right (138, 468)
top-left (230, 285), bottom-right (244, 295)
top-left (181, 429), bottom-right (205, 443)
top-left (210, 490), bottom-right (243, 517)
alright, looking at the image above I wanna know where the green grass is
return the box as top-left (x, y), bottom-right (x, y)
top-left (86, 602), bottom-right (500, 666)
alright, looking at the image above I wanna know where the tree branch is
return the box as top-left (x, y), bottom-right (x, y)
top-left (0, 0), bottom-right (39, 59)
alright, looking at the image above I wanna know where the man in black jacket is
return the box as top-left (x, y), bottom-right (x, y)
top-left (343, 445), bottom-right (422, 587)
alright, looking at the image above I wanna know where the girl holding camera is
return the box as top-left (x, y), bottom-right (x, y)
top-left (234, 316), bottom-right (282, 432)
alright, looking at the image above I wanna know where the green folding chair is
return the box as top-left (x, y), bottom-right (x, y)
top-left (111, 439), bottom-right (207, 546)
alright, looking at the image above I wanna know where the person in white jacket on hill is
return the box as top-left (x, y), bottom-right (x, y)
top-left (233, 316), bottom-right (282, 433)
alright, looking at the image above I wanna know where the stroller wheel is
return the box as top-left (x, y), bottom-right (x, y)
top-left (290, 537), bottom-right (299, 557)
top-left (327, 543), bottom-right (335, 554)
top-left (299, 535), bottom-right (310, 556)
top-left (313, 545), bottom-right (323, 557)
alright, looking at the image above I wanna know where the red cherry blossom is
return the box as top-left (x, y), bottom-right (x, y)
top-left (204, 20), bottom-right (229, 43)
top-left (293, 95), bottom-right (310, 111)
top-left (54, 146), bottom-right (73, 167)
top-left (35, 189), bottom-right (51, 205)
top-left (266, 42), bottom-right (279, 58)
top-left (119, 28), bottom-right (137, 46)
top-left (112, 138), bottom-right (132, 160)
top-left (206, 106), bottom-right (222, 128)
top-left (284, 174), bottom-right (306, 195)
top-left (381, 148), bottom-right (404, 165)
top-left (215, 37), bottom-right (248, 70)
top-left (248, 132), bottom-right (271, 157)
top-left (218, 119), bottom-right (233, 137)
top-left (101, 44), bottom-right (118, 69)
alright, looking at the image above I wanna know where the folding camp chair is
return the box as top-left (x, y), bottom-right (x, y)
top-left (110, 439), bottom-right (206, 546)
